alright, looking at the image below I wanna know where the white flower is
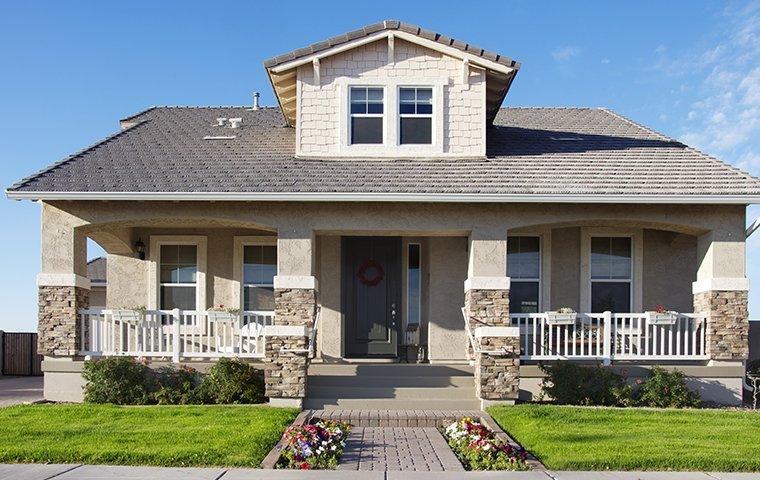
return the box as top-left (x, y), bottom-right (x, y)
top-left (331, 445), bottom-right (337, 451)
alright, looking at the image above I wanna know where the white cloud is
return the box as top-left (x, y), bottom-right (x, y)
top-left (601, 58), bottom-right (611, 64)
top-left (551, 46), bottom-right (581, 62)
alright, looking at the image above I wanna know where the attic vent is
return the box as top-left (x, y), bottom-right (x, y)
top-left (216, 117), bottom-right (227, 126)
top-left (203, 135), bottom-right (237, 140)
top-left (550, 136), bottom-right (584, 141)
top-left (229, 118), bottom-right (243, 129)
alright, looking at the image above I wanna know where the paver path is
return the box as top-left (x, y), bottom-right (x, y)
top-left (337, 426), bottom-right (464, 471)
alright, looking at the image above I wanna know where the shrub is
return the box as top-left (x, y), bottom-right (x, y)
top-left (153, 365), bottom-right (203, 405)
top-left (278, 420), bottom-right (350, 469)
top-left (82, 357), bottom-right (154, 405)
top-left (442, 417), bottom-right (528, 471)
top-left (539, 363), bottom-right (632, 406)
top-left (635, 366), bottom-right (700, 408)
top-left (197, 358), bottom-right (266, 404)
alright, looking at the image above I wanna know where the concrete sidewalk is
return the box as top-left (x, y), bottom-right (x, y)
top-left (0, 376), bottom-right (43, 407)
top-left (1, 464), bottom-right (758, 480)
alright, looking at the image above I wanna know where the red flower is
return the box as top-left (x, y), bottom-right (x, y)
top-left (300, 462), bottom-right (311, 470)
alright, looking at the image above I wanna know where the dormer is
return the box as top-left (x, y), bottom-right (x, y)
top-left (264, 20), bottom-right (520, 159)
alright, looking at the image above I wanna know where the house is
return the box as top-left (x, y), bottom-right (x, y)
top-left (6, 20), bottom-right (759, 408)
top-left (86, 257), bottom-right (107, 308)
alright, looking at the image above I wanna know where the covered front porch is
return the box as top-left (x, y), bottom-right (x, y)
top-left (36, 200), bottom-right (750, 406)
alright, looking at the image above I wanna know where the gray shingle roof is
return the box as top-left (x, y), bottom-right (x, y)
top-left (7, 106), bottom-right (760, 199)
top-left (262, 20), bottom-right (520, 70)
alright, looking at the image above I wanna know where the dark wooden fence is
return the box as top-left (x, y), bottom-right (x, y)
top-left (2, 332), bottom-right (43, 376)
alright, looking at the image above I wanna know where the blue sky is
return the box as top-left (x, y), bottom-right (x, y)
top-left (2, 1), bottom-right (759, 331)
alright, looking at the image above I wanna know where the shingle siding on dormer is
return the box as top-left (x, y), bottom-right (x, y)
top-left (296, 38), bottom-right (485, 158)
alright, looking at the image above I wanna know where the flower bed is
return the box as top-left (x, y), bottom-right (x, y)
top-left (442, 417), bottom-right (528, 471)
top-left (277, 420), bottom-right (351, 470)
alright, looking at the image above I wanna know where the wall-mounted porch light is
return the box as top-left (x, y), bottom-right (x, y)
top-left (134, 238), bottom-right (146, 260)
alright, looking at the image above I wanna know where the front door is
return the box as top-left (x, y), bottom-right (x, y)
top-left (343, 237), bottom-right (401, 357)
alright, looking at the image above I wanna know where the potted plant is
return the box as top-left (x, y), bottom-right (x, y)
top-left (545, 307), bottom-right (577, 325)
top-left (111, 306), bottom-right (146, 324)
top-left (645, 304), bottom-right (678, 325)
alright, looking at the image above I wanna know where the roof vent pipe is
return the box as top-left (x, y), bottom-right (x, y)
top-left (252, 92), bottom-right (260, 110)
top-left (216, 117), bottom-right (227, 127)
top-left (229, 118), bottom-right (242, 129)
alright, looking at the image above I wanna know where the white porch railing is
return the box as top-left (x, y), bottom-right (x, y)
top-left (78, 309), bottom-right (274, 360)
top-left (509, 312), bottom-right (708, 362)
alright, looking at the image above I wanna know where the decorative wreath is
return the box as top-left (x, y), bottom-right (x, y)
top-left (356, 259), bottom-right (385, 287)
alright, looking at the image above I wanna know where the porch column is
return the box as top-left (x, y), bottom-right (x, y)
top-left (692, 230), bottom-right (749, 361)
top-left (465, 228), bottom-right (519, 407)
top-left (265, 228), bottom-right (317, 408)
top-left (37, 203), bottom-right (90, 357)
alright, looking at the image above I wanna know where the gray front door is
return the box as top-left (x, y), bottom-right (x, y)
top-left (343, 237), bottom-right (401, 357)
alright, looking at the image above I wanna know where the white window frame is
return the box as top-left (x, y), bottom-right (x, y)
top-left (507, 235), bottom-right (543, 313)
top-left (580, 228), bottom-right (643, 313)
top-left (233, 236), bottom-right (277, 313)
top-left (406, 242), bottom-right (422, 326)
top-left (148, 236), bottom-right (207, 313)
top-left (336, 77), bottom-right (446, 157)
top-left (398, 86), bottom-right (434, 146)
top-left (348, 86), bottom-right (386, 146)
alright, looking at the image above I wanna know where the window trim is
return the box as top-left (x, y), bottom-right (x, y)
top-left (233, 236), bottom-right (277, 313)
top-left (398, 86), bottom-right (434, 146)
top-left (507, 235), bottom-right (543, 314)
top-left (148, 236), bottom-right (207, 312)
top-left (506, 228), bottom-right (552, 312)
top-left (580, 228), bottom-right (643, 313)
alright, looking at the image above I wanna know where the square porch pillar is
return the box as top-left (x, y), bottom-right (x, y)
top-left (464, 228), bottom-right (519, 407)
top-left (264, 229), bottom-right (317, 408)
top-left (692, 231), bottom-right (749, 361)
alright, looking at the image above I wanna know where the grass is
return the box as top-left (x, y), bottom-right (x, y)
top-left (0, 404), bottom-right (299, 467)
top-left (488, 404), bottom-right (760, 471)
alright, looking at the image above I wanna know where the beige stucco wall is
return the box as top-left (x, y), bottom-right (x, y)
top-left (297, 38), bottom-right (485, 157)
top-left (550, 227), bottom-right (581, 311)
top-left (427, 236), bottom-right (469, 361)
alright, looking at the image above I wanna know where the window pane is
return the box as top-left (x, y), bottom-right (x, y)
top-left (417, 104), bottom-right (433, 115)
top-left (367, 88), bottom-right (383, 102)
top-left (176, 265), bottom-right (197, 283)
top-left (400, 88), bottom-right (415, 102)
top-left (244, 245), bottom-right (277, 285)
top-left (416, 88), bottom-right (432, 103)
top-left (591, 282), bottom-right (631, 313)
top-left (161, 286), bottom-right (196, 310)
top-left (160, 245), bottom-right (178, 264)
top-left (350, 102), bottom-right (367, 114)
top-left (160, 265), bottom-right (176, 283)
top-left (508, 236), bottom-right (540, 279)
top-left (400, 117), bottom-right (432, 144)
top-left (351, 117), bottom-right (383, 144)
top-left (591, 237), bottom-right (631, 279)
top-left (367, 102), bottom-right (383, 114)
top-left (399, 103), bottom-right (416, 114)
top-left (350, 88), bottom-right (366, 102)
top-left (510, 281), bottom-right (539, 313)
top-left (177, 245), bottom-right (197, 264)
top-left (244, 286), bottom-right (274, 311)
top-left (407, 244), bottom-right (421, 325)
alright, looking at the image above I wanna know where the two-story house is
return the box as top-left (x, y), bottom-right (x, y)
top-left (7, 20), bottom-right (760, 409)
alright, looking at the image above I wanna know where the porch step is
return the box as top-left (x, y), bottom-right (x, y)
top-left (306, 363), bottom-right (479, 411)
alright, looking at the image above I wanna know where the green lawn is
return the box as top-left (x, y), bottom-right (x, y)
top-left (0, 404), bottom-right (298, 467)
top-left (488, 404), bottom-right (760, 471)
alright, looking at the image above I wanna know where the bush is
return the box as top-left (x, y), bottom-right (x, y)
top-left (82, 357), bottom-right (154, 405)
top-left (153, 365), bottom-right (203, 405)
top-left (539, 363), bottom-right (632, 407)
top-left (636, 366), bottom-right (700, 408)
top-left (197, 358), bottom-right (266, 404)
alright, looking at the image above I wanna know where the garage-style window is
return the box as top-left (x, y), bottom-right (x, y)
top-left (243, 245), bottom-right (277, 311)
top-left (159, 245), bottom-right (197, 310)
top-left (399, 87), bottom-right (433, 144)
top-left (350, 87), bottom-right (384, 144)
top-left (507, 236), bottom-right (540, 313)
top-left (590, 237), bottom-right (632, 313)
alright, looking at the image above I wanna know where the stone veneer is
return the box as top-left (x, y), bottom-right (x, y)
top-left (694, 290), bottom-right (749, 360)
top-left (38, 286), bottom-right (89, 356)
top-left (464, 288), bottom-right (509, 358)
top-left (264, 288), bottom-right (316, 400)
top-left (475, 335), bottom-right (520, 402)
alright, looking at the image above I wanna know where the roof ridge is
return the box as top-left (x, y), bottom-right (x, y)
top-left (6, 120), bottom-right (149, 192)
top-left (597, 108), bottom-right (672, 141)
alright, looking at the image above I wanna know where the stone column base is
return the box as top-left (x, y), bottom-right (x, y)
top-left (694, 289), bottom-right (748, 360)
top-left (269, 397), bottom-right (304, 409)
top-left (474, 327), bottom-right (520, 406)
top-left (38, 285), bottom-right (89, 356)
top-left (264, 333), bottom-right (309, 399)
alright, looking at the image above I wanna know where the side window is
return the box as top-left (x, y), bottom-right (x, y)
top-left (159, 245), bottom-right (197, 310)
top-left (399, 87), bottom-right (433, 144)
top-left (507, 236), bottom-right (540, 313)
top-left (349, 87), bottom-right (384, 144)
top-left (407, 243), bottom-right (421, 325)
top-left (243, 245), bottom-right (277, 311)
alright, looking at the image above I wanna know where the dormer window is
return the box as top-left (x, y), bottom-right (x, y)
top-left (399, 87), bottom-right (433, 145)
top-left (349, 87), bottom-right (384, 144)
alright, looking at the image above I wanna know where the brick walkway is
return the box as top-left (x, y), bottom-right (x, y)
top-left (337, 427), bottom-right (464, 471)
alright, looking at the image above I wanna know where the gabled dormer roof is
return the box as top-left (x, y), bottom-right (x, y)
top-left (264, 20), bottom-right (521, 127)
